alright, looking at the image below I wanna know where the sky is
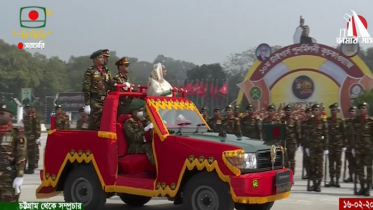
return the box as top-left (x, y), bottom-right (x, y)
top-left (1, 0), bottom-right (372, 65)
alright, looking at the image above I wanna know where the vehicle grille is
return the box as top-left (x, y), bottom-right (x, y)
top-left (257, 149), bottom-right (283, 170)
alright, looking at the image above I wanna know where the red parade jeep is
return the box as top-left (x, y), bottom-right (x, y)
top-left (36, 85), bottom-right (292, 210)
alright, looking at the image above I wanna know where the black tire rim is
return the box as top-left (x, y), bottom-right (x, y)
top-left (71, 177), bottom-right (93, 205)
top-left (191, 185), bottom-right (219, 210)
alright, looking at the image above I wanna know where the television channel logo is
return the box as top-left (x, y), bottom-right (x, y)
top-left (19, 6), bottom-right (52, 28)
top-left (336, 10), bottom-right (373, 44)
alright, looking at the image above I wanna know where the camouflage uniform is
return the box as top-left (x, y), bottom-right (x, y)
top-left (0, 104), bottom-right (27, 202)
top-left (280, 105), bottom-right (300, 175)
top-left (300, 108), bottom-right (311, 179)
top-left (307, 104), bottom-right (328, 192)
top-left (352, 102), bottom-right (373, 195)
top-left (124, 100), bottom-right (155, 166)
top-left (113, 68), bottom-right (132, 117)
top-left (343, 106), bottom-right (356, 183)
top-left (221, 105), bottom-right (241, 135)
top-left (55, 106), bottom-right (70, 130)
top-left (23, 106), bottom-right (41, 173)
top-left (76, 107), bottom-right (89, 130)
top-left (241, 115), bottom-right (261, 139)
top-left (200, 107), bottom-right (209, 123)
top-left (325, 103), bottom-right (345, 187)
top-left (261, 105), bottom-right (280, 144)
top-left (82, 50), bottom-right (113, 130)
top-left (207, 108), bottom-right (223, 132)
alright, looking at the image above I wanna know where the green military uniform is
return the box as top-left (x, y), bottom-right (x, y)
top-left (325, 103), bottom-right (346, 188)
top-left (82, 50), bottom-right (113, 130)
top-left (352, 102), bottom-right (373, 196)
top-left (207, 108), bottom-right (223, 132)
top-left (280, 104), bottom-right (300, 175)
top-left (261, 105), bottom-right (280, 142)
top-left (221, 105), bottom-right (241, 135)
top-left (307, 104), bottom-right (328, 192)
top-left (76, 107), bottom-right (89, 130)
top-left (200, 107), bottom-right (209, 122)
top-left (234, 105), bottom-right (243, 118)
top-left (0, 103), bottom-right (27, 202)
top-left (55, 105), bottom-right (70, 130)
top-left (344, 106), bottom-right (356, 183)
top-left (240, 104), bottom-right (261, 139)
top-left (23, 104), bottom-right (41, 174)
top-left (102, 49), bottom-right (110, 66)
top-left (113, 57), bottom-right (132, 117)
top-left (123, 100), bottom-right (155, 166)
top-left (300, 108), bottom-right (312, 179)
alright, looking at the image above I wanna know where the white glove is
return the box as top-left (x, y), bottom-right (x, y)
top-left (13, 177), bottom-right (23, 194)
top-left (144, 123), bottom-right (154, 132)
top-left (305, 148), bottom-right (310, 156)
top-left (298, 146), bottom-right (303, 152)
top-left (323, 150), bottom-right (329, 156)
top-left (84, 105), bottom-right (91, 114)
top-left (352, 149), bottom-right (355, 157)
top-left (342, 147), bottom-right (346, 152)
top-left (122, 82), bottom-right (131, 90)
top-left (36, 139), bottom-right (40, 145)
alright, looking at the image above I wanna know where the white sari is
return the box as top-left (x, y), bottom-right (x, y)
top-left (147, 63), bottom-right (173, 97)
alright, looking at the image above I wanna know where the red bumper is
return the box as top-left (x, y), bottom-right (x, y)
top-left (40, 170), bottom-right (44, 181)
top-left (230, 168), bottom-right (293, 198)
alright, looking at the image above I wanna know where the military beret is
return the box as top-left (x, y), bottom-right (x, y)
top-left (234, 105), bottom-right (240, 110)
top-left (311, 104), bottom-right (320, 110)
top-left (89, 50), bottom-right (103, 59)
top-left (329, 103), bottom-right (339, 109)
top-left (226, 105), bottom-right (233, 110)
top-left (200, 107), bottom-right (207, 111)
top-left (79, 107), bottom-right (84, 112)
top-left (130, 100), bottom-right (145, 111)
top-left (349, 106), bottom-right (357, 111)
top-left (267, 105), bottom-right (275, 111)
top-left (305, 108), bottom-right (312, 113)
top-left (115, 57), bottom-right (130, 66)
top-left (102, 49), bottom-right (110, 57)
top-left (246, 104), bottom-right (254, 110)
top-left (284, 104), bottom-right (292, 111)
top-left (0, 102), bottom-right (15, 115)
top-left (358, 102), bottom-right (368, 108)
top-left (213, 107), bottom-right (220, 111)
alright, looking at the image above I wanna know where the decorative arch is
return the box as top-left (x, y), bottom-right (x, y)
top-left (236, 43), bottom-right (373, 117)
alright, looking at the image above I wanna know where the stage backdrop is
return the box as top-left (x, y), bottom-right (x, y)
top-left (236, 43), bottom-right (373, 118)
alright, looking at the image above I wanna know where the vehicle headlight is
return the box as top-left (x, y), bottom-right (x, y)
top-left (225, 153), bottom-right (257, 169)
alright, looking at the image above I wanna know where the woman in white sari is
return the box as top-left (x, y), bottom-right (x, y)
top-left (147, 63), bottom-right (173, 97)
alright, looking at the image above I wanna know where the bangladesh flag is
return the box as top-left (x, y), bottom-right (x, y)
top-left (262, 124), bottom-right (286, 141)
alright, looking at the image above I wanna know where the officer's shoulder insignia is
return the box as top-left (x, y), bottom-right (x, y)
top-left (129, 117), bottom-right (135, 122)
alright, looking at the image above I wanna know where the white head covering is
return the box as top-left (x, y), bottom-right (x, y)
top-left (147, 63), bottom-right (172, 96)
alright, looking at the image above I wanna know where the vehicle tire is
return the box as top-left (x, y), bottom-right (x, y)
top-left (183, 172), bottom-right (234, 210)
top-left (119, 193), bottom-right (152, 206)
top-left (64, 165), bottom-right (106, 210)
top-left (235, 202), bottom-right (274, 210)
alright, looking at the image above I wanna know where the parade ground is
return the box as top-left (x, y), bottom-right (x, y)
top-left (21, 133), bottom-right (355, 209)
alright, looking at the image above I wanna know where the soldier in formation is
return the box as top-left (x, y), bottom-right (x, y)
top-left (221, 105), bottom-right (241, 135)
top-left (240, 104), bottom-right (261, 139)
top-left (344, 106), bottom-right (356, 183)
top-left (76, 107), bottom-right (89, 130)
top-left (23, 104), bottom-right (41, 174)
top-left (300, 107), bottom-right (312, 179)
top-left (113, 57), bottom-right (133, 117)
top-left (200, 107), bottom-right (209, 122)
top-left (55, 105), bottom-right (70, 130)
top-left (234, 105), bottom-right (244, 118)
top-left (207, 108), bottom-right (222, 132)
top-left (0, 102), bottom-right (26, 202)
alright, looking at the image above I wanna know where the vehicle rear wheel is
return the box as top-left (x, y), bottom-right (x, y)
top-left (235, 202), bottom-right (274, 210)
top-left (119, 193), bottom-right (152, 206)
top-left (64, 165), bottom-right (106, 210)
top-left (183, 172), bottom-right (234, 210)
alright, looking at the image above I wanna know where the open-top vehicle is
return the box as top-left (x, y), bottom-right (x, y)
top-left (36, 85), bottom-right (293, 210)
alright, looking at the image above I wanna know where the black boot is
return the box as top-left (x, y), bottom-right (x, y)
top-left (365, 185), bottom-right (371, 196)
top-left (315, 180), bottom-right (321, 192)
top-left (25, 166), bottom-right (35, 174)
top-left (344, 175), bottom-right (353, 183)
top-left (335, 178), bottom-right (341, 188)
top-left (356, 183), bottom-right (365, 195)
top-left (307, 180), bottom-right (315, 191)
top-left (325, 178), bottom-right (334, 187)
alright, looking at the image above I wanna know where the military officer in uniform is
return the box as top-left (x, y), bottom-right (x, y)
top-left (305, 104), bottom-right (328, 192)
top-left (124, 100), bottom-right (155, 166)
top-left (352, 102), bottom-right (373, 196)
top-left (301, 107), bottom-right (312, 179)
top-left (113, 57), bottom-right (132, 117)
top-left (102, 49), bottom-right (110, 66)
top-left (200, 107), bottom-right (209, 122)
top-left (280, 104), bottom-right (300, 175)
top-left (23, 104), bottom-right (41, 174)
top-left (234, 105), bottom-right (243, 118)
top-left (261, 105), bottom-right (280, 142)
top-left (82, 50), bottom-right (113, 130)
top-left (344, 106), bottom-right (357, 183)
top-left (325, 103), bottom-right (346, 188)
top-left (55, 105), bottom-right (70, 130)
top-left (76, 107), bottom-right (89, 130)
top-left (221, 105), bottom-right (241, 135)
top-left (208, 108), bottom-right (222, 132)
top-left (240, 104), bottom-right (261, 139)
top-left (0, 102), bottom-right (26, 202)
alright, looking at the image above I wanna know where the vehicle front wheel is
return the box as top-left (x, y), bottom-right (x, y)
top-left (64, 165), bottom-right (106, 210)
top-left (235, 202), bottom-right (274, 210)
top-left (183, 172), bottom-right (234, 210)
top-left (119, 193), bottom-right (152, 206)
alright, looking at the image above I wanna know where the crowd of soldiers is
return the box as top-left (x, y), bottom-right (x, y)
top-left (200, 102), bottom-right (373, 196)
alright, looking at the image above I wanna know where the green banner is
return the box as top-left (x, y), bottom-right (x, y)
top-left (0, 202), bottom-right (84, 210)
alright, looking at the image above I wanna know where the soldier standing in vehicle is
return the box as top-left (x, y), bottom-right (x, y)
top-left (23, 104), bottom-right (40, 174)
top-left (55, 105), bottom-right (70, 130)
top-left (221, 105), bottom-right (241, 135)
top-left (200, 107), bottom-right (209, 122)
top-left (344, 106), bottom-right (357, 183)
top-left (124, 100), bottom-right (155, 166)
top-left (82, 50), bottom-right (113, 130)
top-left (325, 103), bottom-right (345, 188)
top-left (240, 104), bottom-right (261, 139)
top-left (305, 104), bottom-right (328, 192)
top-left (280, 104), bottom-right (300, 175)
top-left (102, 49), bottom-right (110, 66)
top-left (352, 102), bottom-right (373, 196)
top-left (113, 57), bottom-right (132, 117)
top-left (0, 102), bottom-right (26, 202)
top-left (207, 108), bottom-right (222, 132)
top-left (76, 107), bottom-right (89, 130)
top-left (300, 107), bottom-right (312, 179)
